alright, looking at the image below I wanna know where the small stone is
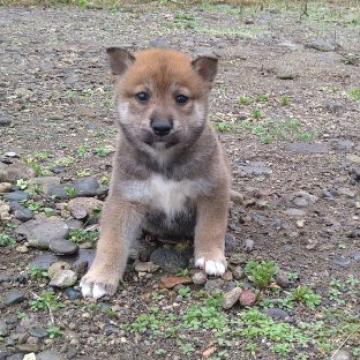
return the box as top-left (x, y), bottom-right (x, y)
top-left (47, 178), bottom-right (100, 200)
top-left (276, 272), bottom-right (290, 288)
top-left (14, 206), bottom-right (33, 222)
top-left (296, 219), bottom-right (305, 228)
top-left (276, 66), bottom-right (297, 80)
top-left (50, 166), bottom-right (65, 174)
top-left (37, 350), bottom-right (64, 360)
top-left (3, 191), bottom-right (29, 202)
top-left (265, 308), bottom-right (290, 321)
top-left (49, 269), bottom-right (77, 288)
top-left (16, 245), bottom-right (29, 253)
top-left (0, 111), bottom-right (13, 126)
top-left (225, 233), bottom-right (237, 252)
top-left (324, 101), bottom-right (344, 113)
top-left (192, 271), bottom-right (207, 285)
top-left (0, 200), bottom-right (11, 221)
top-left (232, 266), bottom-right (244, 280)
top-left (64, 288), bottom-right (81, 300)
top-left (332, 256), bottom-right (351, 268)
top-left (150, 248), bottom-right (188, 273)
top-left (230, 190), bottom-right (244, 205)
top-left (29, 254), bottom-right (58, 270)
top-left (49, 239), bottom-right (78, 255)
top-left (284, 208), bottom-right (306, 217)
top-left (204, 278), bottom-right (224, 294)
top-left (48, 261), bottom-right (71, 279)
top-left (68, 197), bottom-right (103, 220)
top-left (222, 287), bottom-right (242, 309)
top-left (236, 161), bottom-right (272, 176)
top-left (239, 290), bottom-right (257, 307)
top-left (222, 271), bottom-right (233, 281)
top-left (0, 320), bottom-right (9, 337)
top-left (0, 182), bottom-right (12, 193)
top-left (243, 239), bottom-right (254, 252)
top-left (229, 253), bottom-right (247, 265)
top-left (291, 191), bottom-right (318, 208)
top-left (149, 38), bottom-right (170, 48)
top-left (159, 276), bottom-right (192, 289)
top-left (332, 350), bottom-right (352, 360)
top-left (29, 326), bottom-right (48, 338)
top-left (347, 154), bottom-right (360, 164)
top-left (337, 187), bottom-right (355, 198)
top-left (23, 354), bottom-right (36, 360)
top-left (134, 261), bottom-right (160, 273)
top-left (15, 344), bottom-right (39, 353)
top-left (0, 163), bottom-right (35, 183)
top-left (3, 290), bottom-right (25, 305)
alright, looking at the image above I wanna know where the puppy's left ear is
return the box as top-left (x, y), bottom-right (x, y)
top-left (106, 47), bottom-right (135, 76)
top-left (192, 56), bottom-right (218, 82)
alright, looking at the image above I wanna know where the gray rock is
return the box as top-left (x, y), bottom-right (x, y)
top-left (324, 101), bottom-right (344, 113)
top-left (14, 206), bottom-right (33, 222)
top-left (332, 256), bottom-right (351, 268)
top-left (192, 271), bottom-right (207, 285)
top-left (29, 254), bottom-right (58, 270)
top-left (49, 239), bottom-right (78, 255)
top-left (276, 271), bottom-right (290, 288)
top-left (204, 278), bottom-right (224, 294)
top-left (237, 161), bottom-right (272, 176)
top-left (68, 197), bottom-right (103, 220)
top-left (350, 167), bottom-right (360, 182)
top-left (291, 191), bottom-right (318, 208)
top-left (337, 187), bottom-right (355, 198)
top-left (150, 248), bottom-right (188, 273)
top-left (64, 288), bottom-right (82, 300)
top-left (232, 266), bottom-right (244, 280)
top-left (306, 38), bottom-right (338, 52)
top-left (3, 191), bottom-right (29, 202)
top-left (16, 217), bottom-right (69, 249)
top-left (149, 38), bottom-right (170, 49)
top-left (243, 239), bottom-right (255, 252)
top-left (47, 178), bottom-right (100, 200)
top-left (222, 287), bottom-right (242, 309)
top-left (6, 354), bottom-right (23, 360)
top-left (284, 208), bottom-right (306, 217)
top-left (0, 320), bottom-right (9, 337)
top-left (286, 143), bottom-right (329, 154)
top-left (0, 352), bottom-right (10, 360)
top-left (353, 252), bottom-right (360, 262)
top-left (15, 343), bottom-right (39, 353)
top-left (276, 66), bottom-right (297, 80)
top-left (29, 176), bottom-right (61, 193)
top-left (48, 261), bottom-right (71, 279)
top-left (265, 308), bottom-right (291, 321)
top-left (0, 163), bottom-right (35, 183)
top-left (49, 269), bottom-right (77, 288)
top-left (37, 350), bottom-right (64, 360)
top-left (225, 233), bottom-right (237, 252)
top-left (0, 111), bottom-right (13, 126)
top-left (29, 326), bottom-right (48, 338)
top-left (332, 350), bottom-right (352, 360)
top-left (50, 166), bottom-right (65, 174)
top-left (3, 290), bottom-right (25, 305)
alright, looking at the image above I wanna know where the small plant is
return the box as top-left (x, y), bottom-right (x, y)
top-left (291, 286), bottom-right (321, 309)
top-left (76, 146), bottom-right (90, 158)
top-left (21, 200), bottom-right (43, 212)
top-left (244, 261), bottom-right (278, 289)
top-left (0, 234), bottom-right (16, 247)
top-left (54, 156), bottom-right (75, 167)
top-left (239, 96), bottom-right (253, 105)
top-left (68, 229), bottom-right (98, 245)
top-left (47, 325), bottom-right (62, 338)
top-left (280, 96), bottom-right (291, 106)
top-left (348, 88), bottom-right (360, 102)
top-left (76, 169), bottom-right (91, 178)
top-left (179, 342), bottom-right (195, 355)
top-left (176, 268), bottom-right (190, 277)
top-left (94, 146), bottom-right (113, 157)
top-left (256, 94), bottom-right (269, 103)
top-left (28, 265), bottom-right (48, 280)
top-left (251, 109), bottom-right (264, 120)
top-left (64, 186), bottom-right (77, 198)
top-left (34, 151), bottom-right (51, 160)
top-left (215, 122), bottom-right (233, 133)
top-left (30, 291), bottom-right (64, 311)
top-left (16, 179), bottom-right (29, 190)
top-left (178, 286), bottom-right (191, 299)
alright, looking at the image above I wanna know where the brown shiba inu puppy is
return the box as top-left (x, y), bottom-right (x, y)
top-left (80, 47), bottom-right (231, 299)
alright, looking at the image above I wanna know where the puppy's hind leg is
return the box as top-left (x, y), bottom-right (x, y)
top-left (80, 198), bottom-right (143, 299)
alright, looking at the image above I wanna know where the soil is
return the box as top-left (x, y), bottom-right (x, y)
top-left (0, 2), bottom-right (360, 360)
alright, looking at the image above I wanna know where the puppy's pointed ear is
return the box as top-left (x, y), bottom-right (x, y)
top-left (192, 56), bottom-right (218, 82)
top-left (106, 47), bottom-right (135, 75)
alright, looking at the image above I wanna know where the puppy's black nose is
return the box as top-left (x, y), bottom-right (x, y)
top-left (151, 119), bottom-right (173, 137)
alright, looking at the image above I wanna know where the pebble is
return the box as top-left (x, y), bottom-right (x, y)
top-left (204, 278), bottom-right (224, 294)
top-left (332, 256), bottom-right (351, 268)
top-left (134, 261), bottom-right (160, 273)
top-left (150, 248), bottom-right (188, 273)
top-left (243, 239), bottom-right (255, 252)
top-left (15, 344), bottom-right (39, 353)
top-left (149, 38), bottom-right (170, 48)
top-left (232, 266), bottom-right (244, 280)
top-left (224, 233), bottom-right (237, 252)
top-left (324, 101), bottom-right (344, 113)
top-left (292, 191), bottom-right (318, 208)
top-left (306, 38), bottom-right (338, 52)
top-left (0, 163), bottom-right (35, 183)
top-left (265, 308), bottom-right (291, 322)
top-left (0, 182), bottom-right (12, 193)
top-left (14, 206), bottom-right (33, 222)
top-left (49, 239), bottom-right (78, 255)
top-left (37, 350), bottom-right (64, 360)
top-left (0, 200), bottom-right (11, 221)
top-left (29, 326), bottom-right (48, 338)
top-left (236, 161), bottom-right (272, 176)
top-left (332, 350), bottom-right (352, 360)
top-left (284, 208), bottom-right (306, 217)
top-left (29, 254), bottom-right (58, 270)
top-left (16, 245), bottom-right (29, 253)
top-left (347, 154), bottom-right (360, 164)
top-left (64, 288), bottom-right (82, 300)
top-left (23, 354), bottom-right (36, 360)
top-left (276, 66), bottom-right (297, 80)
top-left (159, 276), bottom-right (192, 289)
top-left (276, 272), bottom-right (291, 288)
top-left (222, 271), bottom-right (233, 281)
top-left (239, 290), bottom-right (257, 307)
top-left (16, 217), bottom-right (69, 250)
top-left (49, 269), bottom-right (77, 288)
top-left (47, 178), bottom-right (100, 199)
top-left (192, 271), bottom-right (207, 285)
top-left (222, 287), bottom-right (242, 309)
top-left (3, 290), bottom-right (25, 305)
top-left (0, 320), bottom-right (9, 337)
top-left (68, 197), bottom-right (103, 220)
top-left (48, 261), bottom-right (71, 279)
top-left (3, 191), bottom-right (29, 202)
top-left (0, 111), bottom-right (13, 126)
top-left (337, 187), bottom-right (355, 198)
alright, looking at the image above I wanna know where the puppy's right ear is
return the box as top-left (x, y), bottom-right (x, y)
top-left (106, 47), bottom-right (135, 76)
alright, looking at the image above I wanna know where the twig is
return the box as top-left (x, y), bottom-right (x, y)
top-left (330, 330), bottom-right (356, 360)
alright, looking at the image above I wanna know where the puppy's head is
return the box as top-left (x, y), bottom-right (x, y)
top-left (107, 47), bottom-right (217, 155)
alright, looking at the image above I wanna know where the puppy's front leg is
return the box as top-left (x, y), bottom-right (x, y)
top-left (80, 197), bottom-right (143, 299)
top-left (194, 186), bottom-right (229, 276)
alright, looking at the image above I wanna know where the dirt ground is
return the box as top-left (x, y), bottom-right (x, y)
top-left (0, 1), bottom-right (360, 359)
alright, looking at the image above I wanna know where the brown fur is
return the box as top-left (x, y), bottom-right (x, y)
top-left (80, 48), bottom-right (231, 299)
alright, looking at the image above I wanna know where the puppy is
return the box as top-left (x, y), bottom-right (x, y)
top-left (80, 47), bottom-right (231, 299)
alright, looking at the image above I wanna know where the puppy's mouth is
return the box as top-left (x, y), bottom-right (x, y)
top-left (143, 132), bottom-right (180, 149)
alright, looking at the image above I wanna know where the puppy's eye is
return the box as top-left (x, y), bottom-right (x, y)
top-left (135, 92), bottom-right (150, 103)
top-left (175, 95), bottom-right (189, 105)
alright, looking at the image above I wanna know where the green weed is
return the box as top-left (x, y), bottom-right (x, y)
top-left (245, 261), bottom-right (278, 289)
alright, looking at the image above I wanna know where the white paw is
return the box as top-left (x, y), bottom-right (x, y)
top-left (80, 279), bottom-right (108, 300)
top-left (195, 257), bottom-right (226, 276)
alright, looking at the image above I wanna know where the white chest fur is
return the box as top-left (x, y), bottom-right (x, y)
top-left (122, 174), bottom-right (209, 217)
